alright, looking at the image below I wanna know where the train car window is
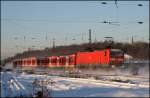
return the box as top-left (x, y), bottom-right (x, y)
top-left (37, 59), bottom-right (40, 65)
top-left (51, 59), bottom-right (54, 63)
top-left (52, 59), bottom-right (55, 63)
top-left (42, 59), bottom-right (45, 64)
top-left (54, 59), bottom-right (56, 63)
top-left (69, 58), bottom-right (71, 63)
top-left (62, 58), bottom-right (66, 64)
top-left (104, 51), bottom-right (107, 56)
top-left (53, 59), bottom-right (54, 63)
top-left (63, 58), bottom-right (66, 62)
top-left (43, 59), bottom-right (45, 64)
top-left (53, 58), bottom-right (57, 63)
top-left (69, 58), bottom-right (74, 63)
top-left (48, 59), bottom-right (50, 63)
top-left (29, 60), bottom-right (31, 65)
top-left (61, 58), bottom-right (63, 63)
top-left (45, 58), bottom-right (49, 64)
top-left (57, 58), bottom-right (59, 63)
top-left (59, 58), bottom-right (61, 63)
top-left (62, 58), bottom-right (64, 64)
top-left (27, 60), bottom-right (30, 65)
top-left (50, 59), bottom-right (53, 63)
top-left (23, 60), bottom-right (25, 65)
top-left (32, 59), bottom-right (35, 65)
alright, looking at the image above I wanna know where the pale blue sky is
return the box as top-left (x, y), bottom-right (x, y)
top-left (1, 1), bottom-right (149, 60)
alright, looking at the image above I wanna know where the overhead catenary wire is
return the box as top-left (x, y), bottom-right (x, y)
top-left (2, 18), bottom-right (146, 24)
top-left (3, 2), bottom-right (147, 40)
top-left (3, 1), bottom-right (149, 7)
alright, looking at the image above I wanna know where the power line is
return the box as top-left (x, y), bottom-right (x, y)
top-left (3, 2), bottom-right (149, 6)
top-left (2, 18), bottom-right (146, 25)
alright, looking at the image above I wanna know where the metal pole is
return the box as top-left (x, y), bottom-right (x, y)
top-left (53, 38), bottom-right (55, 49)
top-left (89, 29), bottom-right (92, 44)
top-left (132, 36), bottom-right (134, 45)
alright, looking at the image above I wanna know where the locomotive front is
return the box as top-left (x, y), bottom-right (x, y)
top-left (109, 49), bottom-right (124, 65)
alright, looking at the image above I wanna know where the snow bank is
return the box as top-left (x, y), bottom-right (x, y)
top-left (124, 54), bottom-right (133, 60)
top-left (3, 62), bottom-right (13, 70)
top-left (1, 71), bottom-right (149, 97)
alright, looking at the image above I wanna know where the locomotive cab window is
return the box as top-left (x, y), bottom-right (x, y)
top-left (110, 49), bottom-right (123, 57)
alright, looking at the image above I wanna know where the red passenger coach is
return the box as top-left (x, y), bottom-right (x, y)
top-left (13, 57), bottom-right (37, 69)
top-left (48, 56), bottom-right (64, 68)
top-left (22, 57), bottom-right (37, 67)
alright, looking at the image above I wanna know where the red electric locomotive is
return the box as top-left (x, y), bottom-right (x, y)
top-left (75, 49), bottom-right (110, 67)
top-left (75, 49), bottom-right (124, 67)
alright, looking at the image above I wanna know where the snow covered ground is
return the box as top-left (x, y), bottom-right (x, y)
top-left (1, 71), bottom-right (149, 97)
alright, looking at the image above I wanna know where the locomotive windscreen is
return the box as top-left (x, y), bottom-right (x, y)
top-left (110, 49), bottom-right (124, 57)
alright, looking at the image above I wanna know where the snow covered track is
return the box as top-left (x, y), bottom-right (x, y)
top-left (54, 76), bottom-right (149, 89)
top-left (7, 77), bottom-right (24, 96)
top-left (1, 72), bottom-right (149, 97)
top-left (1, 72), bottom-right (32, 97)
